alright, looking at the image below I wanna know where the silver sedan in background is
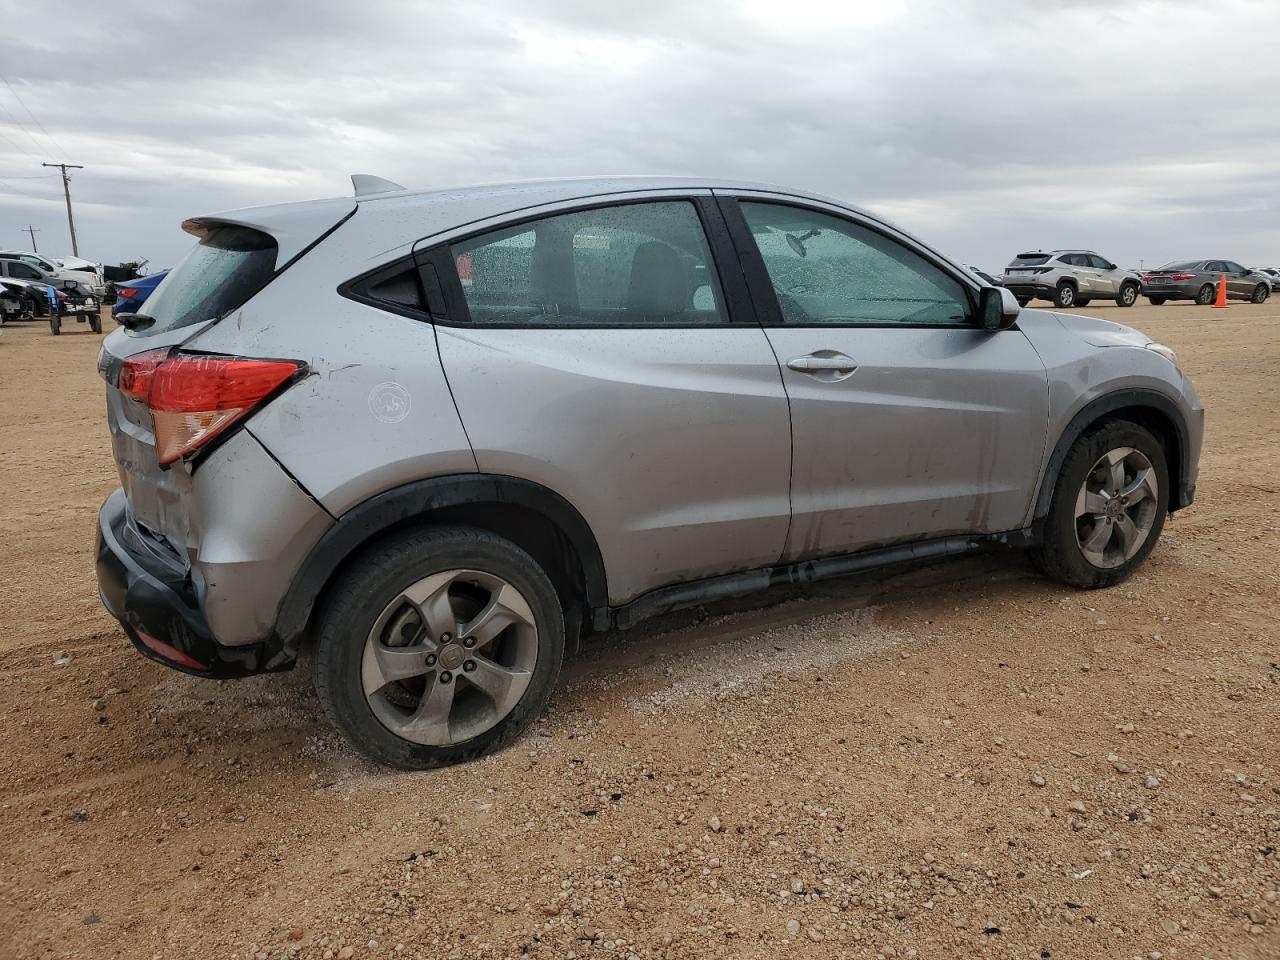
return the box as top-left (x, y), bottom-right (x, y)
top-left (1142, 260), bottom-right (1272, 305)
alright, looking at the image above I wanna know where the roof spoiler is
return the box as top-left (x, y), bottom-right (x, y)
top-left (351, 174), bottom-right (406, 197)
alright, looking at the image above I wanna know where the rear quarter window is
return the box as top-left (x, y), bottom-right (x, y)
top-left (129, 226), bottom-right (277, 335)
top-left (1008, 255), bottom-right (1050, 267)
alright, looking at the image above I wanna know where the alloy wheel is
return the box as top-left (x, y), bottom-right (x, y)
top-left (360, 569), bottom-right (538, 746)
top-left (1120, 285), bottom-right (1137, 305)
top-left (1074, 447), bottom-right (1159, 569)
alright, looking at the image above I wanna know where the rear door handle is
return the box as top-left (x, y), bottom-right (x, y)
top-left (786, 351), bottom-right (858, 382)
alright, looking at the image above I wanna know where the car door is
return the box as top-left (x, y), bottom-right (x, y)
top-left (1087, 254), bottom-right (1117, 295)
top-left (424, 194), bottom-right (793, 604)
top-left (1223, 261), bottom-right (1251, 297)
top-left (719, 194), bottom-right (1049, 562)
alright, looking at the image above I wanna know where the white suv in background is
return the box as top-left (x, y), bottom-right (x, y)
top-left (1001, 250), bottom-right (1143, 309)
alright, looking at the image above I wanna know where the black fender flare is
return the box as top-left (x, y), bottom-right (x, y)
top-left (1032, 388), bottom-right (1194, 523)
top-left (273, 474), bottom-right (608, 647)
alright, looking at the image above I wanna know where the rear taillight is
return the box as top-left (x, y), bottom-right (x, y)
top-left (118, 351), bottom-right (305, 465)
top-left (117, 287), bottom-right (139, 298)
top-left (1170, 273), bottom-right (1196, 281)
top-left (118, 348), bottom-right (170, 401)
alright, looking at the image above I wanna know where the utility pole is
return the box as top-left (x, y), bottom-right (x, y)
top-left (22, 225), bottom-right (40, 252)
top-left (42, 162), bottom-right (83, 256)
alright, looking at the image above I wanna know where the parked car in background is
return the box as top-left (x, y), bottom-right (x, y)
top-left (95, 175), bottom-right (1202, 769)
top-left (968, 265), bottom-right (1001, 285)
top-left (0, 275), bottom-right (64, 320)
top-left (1001, 250), bottom-right (1142, 308)
top-left (1257, 267), bottom-right (1280, 291)
top-left (0, 251), bottom-right (97, 297)
top-left (54, 255), bottom-right (108, 298)
top-left (1141, 261), bottom-right (1272, 305)
top-left (111, 271), bottom-right (169, 318)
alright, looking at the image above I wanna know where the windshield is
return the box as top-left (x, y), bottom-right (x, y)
top-left (129, 225), bottom-right (277, 335)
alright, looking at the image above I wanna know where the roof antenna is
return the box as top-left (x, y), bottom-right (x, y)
top-left (351, 174), bottom-right (406, 197)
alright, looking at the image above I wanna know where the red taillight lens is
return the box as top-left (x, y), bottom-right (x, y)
top-left (119, 352), bottom-right (304, 465)
top-left (117, 287), bottom-right (139, 298)
top-left (118, 348), bottom-right (170, 401)
top-left (1170, 273), bottom-right (1196, 281)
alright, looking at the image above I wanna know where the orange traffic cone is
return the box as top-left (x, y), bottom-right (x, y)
top-left (1213, 273), bottom-right (1228, 309)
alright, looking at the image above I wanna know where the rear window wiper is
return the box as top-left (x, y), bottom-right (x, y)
top-left (115, 312), bottom-right (156, 332)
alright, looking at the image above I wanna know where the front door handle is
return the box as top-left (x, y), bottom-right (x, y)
top-left (786, 351), bottom-right (858, 382)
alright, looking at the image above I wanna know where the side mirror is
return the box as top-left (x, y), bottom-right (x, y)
top-left (979, 286), bottom-right (1020, 331)
top-left (1107, 263), bottom-right (1118, 271)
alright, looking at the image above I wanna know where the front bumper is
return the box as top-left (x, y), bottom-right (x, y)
top-left (96, 489), bottom-right (288, 679)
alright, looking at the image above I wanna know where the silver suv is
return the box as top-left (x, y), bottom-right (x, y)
top-left (1002, 250), bottom-right (1144, 309)
top-left (95, 177), bottom-right (1203, 768)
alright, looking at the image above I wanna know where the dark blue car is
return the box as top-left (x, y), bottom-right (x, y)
top-left (111, 271), bottom-right (168, 317)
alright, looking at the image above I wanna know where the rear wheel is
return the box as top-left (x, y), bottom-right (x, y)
top-left (1147, 297), bottom-right (1166, 305)
top-left (1195, 284), bottom-right (1215, 305)
top-left (1030, 421), bottom-right (1168, 589)
top-left (1075, 298), bottom-right (1091, 307)
top-left (49, 314), bottom-right (60, 335)
top-left (89, 310), bottom-right (102, 334)
top-left (1117, 283), bottom-right (1139, 307)
top-left (1251, 283), bottom-right (1269, 304)
top-left (314, 525), bottom-right (565, 769)
top-left (1053, 283), bottom-right (1077, 308)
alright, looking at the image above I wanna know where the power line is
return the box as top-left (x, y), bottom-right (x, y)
top-left (0, 176), bottom-right (58, 200)
top-left (0, 97), bottom-right (49, 158)
top-left (42, 162), bottom-right (84, 256)
top-left (0, 125), bottom-right (41, 162)
top-left (0, 75), bottom-right (69, 161)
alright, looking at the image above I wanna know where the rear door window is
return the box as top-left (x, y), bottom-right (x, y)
top-left (130, 225), bottom-right (278, 335)
top-left (448, 201), bottom-right (728, 326)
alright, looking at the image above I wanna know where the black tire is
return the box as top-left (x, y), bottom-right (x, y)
top-left (1195, 284), bottom-right (1215, 305)
top-left (1016, 298), bottom-right (1030, 308)
top-left (1251, 283), bottom-right (1269, 304)
top-left (1030, 420), bottom-right (1169, 589)
top-left (1075, 298), bottom-right (1091, 307)
top-left (49, 314), bottom-right (60, 335)
top-left (313, 525), bottom-right (565, 769)
top-left (1148, 297), bottom-right (1166, 305)
top-left (1053, 283), bottom-right (1077, 308)
top-left (89, 311), bottom-right (102, 334)
top-left (1116, 283), bottom-right (1139, 307)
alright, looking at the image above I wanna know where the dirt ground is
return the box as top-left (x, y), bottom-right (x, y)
top-left (0, 301), bottom-right (1277, 960)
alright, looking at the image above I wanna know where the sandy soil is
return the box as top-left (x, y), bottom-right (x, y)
top-left (0, 302), bottom-right (1277, 960)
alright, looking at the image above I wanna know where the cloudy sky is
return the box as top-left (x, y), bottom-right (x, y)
top-left (2, 0), bottom-right (1278, 273)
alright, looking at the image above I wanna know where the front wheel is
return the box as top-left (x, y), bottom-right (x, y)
top-left (314, 525), bottom-right (565, 769)
top-left (1053, 283), bottom-right (1077, 308)
top-left (1030, 421), bottom-right (1169, 589)
top-left (1117, 283), bottom-right (1139, 307)
top-left (1251, 283), bottom-right (1269, 304)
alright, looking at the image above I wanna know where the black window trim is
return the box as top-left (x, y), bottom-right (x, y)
top-left (714, 192), bottom-right (983, 331)
top-left (339, 194), bottom-right (758, 330)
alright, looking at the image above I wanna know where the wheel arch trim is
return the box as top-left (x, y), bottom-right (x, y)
top-left (273, 474), bottom-right (608, 649)
top-left (1032, 388), bottom-right (1193, 524)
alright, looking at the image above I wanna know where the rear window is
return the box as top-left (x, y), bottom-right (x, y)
top-left (1008, 254), bottom-right (1050, 266)
top-left (1156, 261), bottom-right (1199, 271)
top-left (128, 225), bottom-right (277, 335)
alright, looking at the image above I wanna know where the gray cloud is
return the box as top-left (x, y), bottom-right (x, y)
top-left (2, 0), bottom-right (1277, 272)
